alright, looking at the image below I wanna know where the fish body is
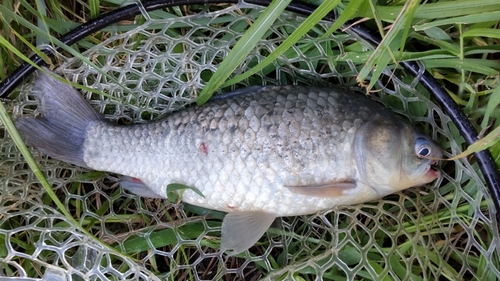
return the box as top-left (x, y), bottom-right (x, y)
top-left (16, 71), bottom-right (441, 254)
top-left (86, 86), bottom-right (382, 215)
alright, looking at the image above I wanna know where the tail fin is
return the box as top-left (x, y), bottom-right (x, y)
top-left (15, 69), bottom-right (102, 167)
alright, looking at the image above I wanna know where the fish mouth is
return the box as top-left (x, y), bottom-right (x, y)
top-left (426, 159), bottom-right (440, 179)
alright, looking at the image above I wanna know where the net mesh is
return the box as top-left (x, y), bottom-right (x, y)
top-left (1, 2), bottom-right (499, 280)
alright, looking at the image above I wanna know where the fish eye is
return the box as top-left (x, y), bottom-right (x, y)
top-left (417, 147), bottom-right (431, 157)
top-left (415, 137), bottom-right (432, 158)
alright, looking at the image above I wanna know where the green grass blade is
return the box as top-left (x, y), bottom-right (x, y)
top-left (21, 0), bottom-right (78, 35)
top-left (120, 221), bottom-right (221, 253)
top-left (398, 0), bottom-right (419, 56)
top-left (447, 125), bottom-right (500, 161)
top-left (12, 29), bottom-right (51, 64)
top-left (89, 0), bottom-right (100, 18)
top-left (0, 36), bottom-right (45, 70)
top-left (361, 0), bottom-right (500, 21)
top-left (464, 45), bottom-right (500, 56)
top-left (481, 86), bottom-right (500, 128)
top-left (222, 0), bottom-right (343, 87)
top-left (462, 28), bottom-right (500, 39)
top-left (411, 33), bottom-right (459, 56)
top-left (196, 0), bottom-right (292, 105)
top-left (423, 58), bottom-right (500, 76)
top-left (357, 0), bottom-right (420, 90)
top-left (35, 0), bottom-right (49, 46)
top-left (422, 26), bottom-right (454, 42)
top-left (415, 245), bottom-right (460, 279)
top-left (321, 0), bottom-right (366, 38)
top-left (367, 0), bottom-right (386, 38)
top-left (0, 4), bottom-right (123, 92)
top-left (414, 11), bottom-right (500, 31)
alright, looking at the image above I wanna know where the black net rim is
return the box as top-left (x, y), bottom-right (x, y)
top-left (0, 0), bottom-right (499, 223)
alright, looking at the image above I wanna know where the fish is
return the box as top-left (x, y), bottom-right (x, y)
top-left (15, 70), bottom-right (442, 255)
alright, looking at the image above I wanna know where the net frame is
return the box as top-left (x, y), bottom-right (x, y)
top-left (0, 1), bottom-right (499, 280)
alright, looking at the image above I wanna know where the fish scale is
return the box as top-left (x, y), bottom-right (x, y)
top-left (16, 71), bottom-right (441, 254)
top-left (84, 86), bottom-right (379, 215)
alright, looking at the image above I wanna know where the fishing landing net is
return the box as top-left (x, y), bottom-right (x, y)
top-left (1, 1), bottom-right (500, 280)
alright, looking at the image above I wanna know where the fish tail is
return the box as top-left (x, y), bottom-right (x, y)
top-left (15, 70), bottom-right (102, 167)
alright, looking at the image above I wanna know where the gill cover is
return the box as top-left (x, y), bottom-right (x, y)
top-left (354, 114), bottom-right (439, 196)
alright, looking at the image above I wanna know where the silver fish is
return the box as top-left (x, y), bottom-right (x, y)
top-left (16, 70), bottom-right (441, 254)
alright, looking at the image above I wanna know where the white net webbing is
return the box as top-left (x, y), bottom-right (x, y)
top-left (1, 2), bottom-right (499, 280)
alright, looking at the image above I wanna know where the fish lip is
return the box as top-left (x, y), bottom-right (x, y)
top-left (426, 166), bottom-right (441, 179)
top-left (421, 159), bottom-right (440, 180)
top-left (428, 159), bottom-right (440, 176)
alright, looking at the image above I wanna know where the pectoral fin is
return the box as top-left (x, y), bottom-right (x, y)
top-left (286, 182), bottom-right (357, 197)
top-left (221, 211), bottom-right (276, 256)
top-left (120, 176), bottom-right (163, 198)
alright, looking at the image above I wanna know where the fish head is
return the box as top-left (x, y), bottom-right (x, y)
top-left (354, 114), bottom-right (442, 196)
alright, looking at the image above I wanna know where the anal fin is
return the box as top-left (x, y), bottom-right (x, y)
top-left (285, 182), bottom-right (356, 197)
top-left (221, 211), bottom-right (276, 256)
top-left (120, 176), bottom-right (163, 198)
